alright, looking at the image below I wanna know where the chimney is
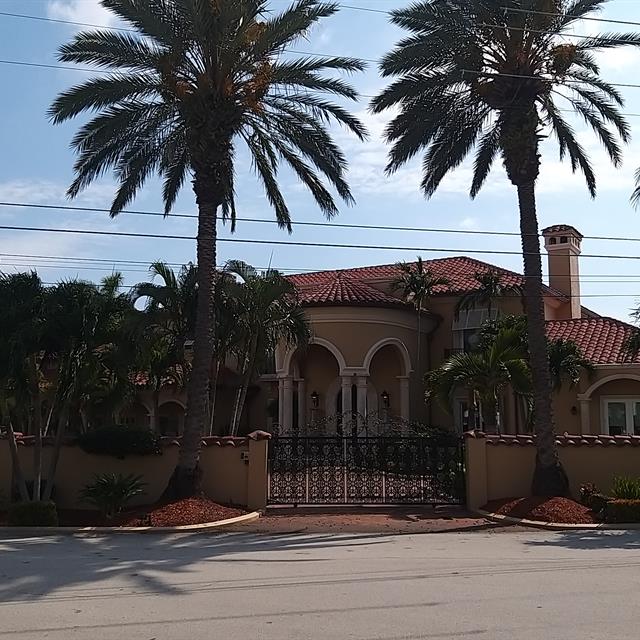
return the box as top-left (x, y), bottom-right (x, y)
top-left (542, 224), bottom-right (583, 320)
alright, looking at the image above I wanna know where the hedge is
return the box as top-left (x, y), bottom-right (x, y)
top-left (8, 501), bottom-right (59, 527)
top-left (77, 424), bottom-right (162, 458)
top-left (605, 499), bottom-right (640, 524)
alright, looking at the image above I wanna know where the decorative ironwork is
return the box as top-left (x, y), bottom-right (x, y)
top-left (268, 434), bottom-right (465, 506)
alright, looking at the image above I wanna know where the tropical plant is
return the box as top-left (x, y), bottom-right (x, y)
top-left (80, 473), bottom-right (147, 519)
top-left (548, 338), bottom-right (594, 391)
top-left (373, 0), bottom-right (640, 495)
top-left (392, 257), bottom-right (449, 375)
top-left (611, 476), bottom-right (640, 500)
top-left (425, 326), bottom-right (531, 432)
top-left (455, 270), bottom-right (522, 319)
top-left (50, 0), bottom-right (366, 497)
top-left (226, 261), bottom-right (310, 435)
top-left (77, 424), bottom-right (162, 458)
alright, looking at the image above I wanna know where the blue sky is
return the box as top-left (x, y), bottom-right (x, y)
top-left (2, 0), bottom-right (640, 321)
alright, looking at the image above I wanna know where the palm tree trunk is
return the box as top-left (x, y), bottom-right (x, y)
top-left (208, 360), bottom-right (221, 436)
top-left (517, 182), bottom-right (569, 496)
top-left (151, 388), bottom-right (160, 433)
top-left (416, 307), bottom-right (422, 376)
top-left (42, 403), bottom-right (69, 502)
top-left (164, 175), bottom-right (218, 499)
top-left (7, 420), bottom-right (29, 502)
top-left (231, 350), bottom-right (257, 437)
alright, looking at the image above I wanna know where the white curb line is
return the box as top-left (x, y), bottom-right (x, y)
top-left (476, 509), bottom-right (640, 531)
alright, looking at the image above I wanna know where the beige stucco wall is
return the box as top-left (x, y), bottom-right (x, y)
top-left (0, 438), bottom-right (269, 510)
top-left (466, 435), bottom-right (640, 508)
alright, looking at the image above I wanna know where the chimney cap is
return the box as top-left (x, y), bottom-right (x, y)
top-left (542, 224), bottom-right (583, 240)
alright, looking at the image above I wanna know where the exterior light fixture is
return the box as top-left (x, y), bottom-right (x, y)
top-left (381, 390), bottom-right (390, 409)
top-left (311, 391), bottom-right (319, 409)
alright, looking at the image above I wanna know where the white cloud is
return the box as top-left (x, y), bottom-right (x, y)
top-left (48, 0), bottom-right (116, 28)
top-left (0, 180), bottom-right (117, 206)
top-left (459, 216), bottom-right (479, 230)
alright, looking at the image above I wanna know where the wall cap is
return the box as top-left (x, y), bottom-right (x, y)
top-left (463, 431), bottom-right (640, 447)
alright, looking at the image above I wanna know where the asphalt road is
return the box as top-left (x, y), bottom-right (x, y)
top-left (2, 528), bottom-right (640, 639)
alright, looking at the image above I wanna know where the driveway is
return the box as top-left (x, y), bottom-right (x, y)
top-left (2, 528), bottom-right (640, 639)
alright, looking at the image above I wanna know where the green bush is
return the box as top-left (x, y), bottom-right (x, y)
top-left (77, 425), bottom-right (162, 458)
top-left (8, 501), bottom-right (59, 527)
top-left (605, 499), bottom-right (640, 523)
top-left (611, 476), bottom-right (640, 500)
top-left (80, 473), bottom-right (147, 519)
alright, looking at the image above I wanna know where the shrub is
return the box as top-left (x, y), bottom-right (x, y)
top-left (80, 473), bottom-right (147, 519)
top-left (611, 476), bottom-right (640, 500)
top-left (579, 483), bottom-right (610, 515)
top-left (8, 501), bottom-right (59, 527)
top-left (605, 499), bottom-right (640, 524)
top-left (77, 425), bottom-right (162, 458)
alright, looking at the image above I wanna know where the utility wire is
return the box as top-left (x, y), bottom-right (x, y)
top-left (502, 6), bottom-right (640, 28)
top-left (4, 223), bottom-right (640, 261)
top-left (4, 200), bottom-right (640, 244)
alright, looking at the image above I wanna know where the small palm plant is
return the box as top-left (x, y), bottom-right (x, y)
top-left (392, 258), bottom-right (449, 375)
top-left (80, 473), bottom-right (147, 520)
top-left (455, 270), bottom-right (522, 319)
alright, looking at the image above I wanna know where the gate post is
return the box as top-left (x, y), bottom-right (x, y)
top-left (247, 431), bottom-right (271, 511)
top-left (464, 432), bottom-right (488, 510)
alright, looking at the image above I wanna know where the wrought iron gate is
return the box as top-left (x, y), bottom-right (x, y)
top-left (268, 435), bottom-right (465, 505)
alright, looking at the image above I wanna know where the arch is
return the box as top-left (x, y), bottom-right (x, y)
top-left (282, 336), bottom-right (347, 376)
top-left (581, 374), bottom-right (640, 400)
top-left (363, 337), bottom-right (412, 376)
top-left (159, 398), bottom-right (186, 410)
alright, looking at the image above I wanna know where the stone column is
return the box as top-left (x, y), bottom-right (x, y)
top-left (277, 378), bottom-right (285, 430)
top-left (297, 378), bottom-right (306, 433)
top-left (398, 376), bottom-right (410, 421)
top-left (282, 377), bottom-right (293, 433)
top-left (356, 376), bottom-right (368, 432)
top-left (579, 397), bottom-right (591, 435)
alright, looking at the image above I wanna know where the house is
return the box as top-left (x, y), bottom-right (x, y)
top-left (127, 223), bottom-right (640, 437)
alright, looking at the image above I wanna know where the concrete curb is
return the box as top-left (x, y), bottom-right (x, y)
top-left (0, 510), bottom-right (261, 536)
top-left (476, 509), bottom-right (640, 531)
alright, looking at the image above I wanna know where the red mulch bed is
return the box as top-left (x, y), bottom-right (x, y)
top-left (1, 497), bottom-right (246, 528)
top-left (483, 496), bottom-right (598, 524)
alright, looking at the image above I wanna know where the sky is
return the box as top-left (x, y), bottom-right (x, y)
top-left (2, 0), bottom-right (640, 321)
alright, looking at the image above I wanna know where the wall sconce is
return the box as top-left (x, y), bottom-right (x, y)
top-left (381, 390), bottom-right (390, 409)
top-left (570, 406), bottom-right (578, 416)
top-left (311, 391), bottom-right (319, 409)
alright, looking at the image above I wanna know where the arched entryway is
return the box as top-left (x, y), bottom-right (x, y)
top-left (120, 401), bottom-right (150, 428)
top-left (158, 401), bottom-right (185, 436)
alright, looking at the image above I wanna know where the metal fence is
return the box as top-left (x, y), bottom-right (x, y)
top-left (268, 435), bottom-right (465, 506)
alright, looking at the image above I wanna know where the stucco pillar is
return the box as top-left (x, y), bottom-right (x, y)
top-left (579, 398), bottom-right (591, 435)
top-left (297, 379), bottom-right (306, 432)
top-left (398, 376), bottom-right (410, 421)
top-left (277, 378), bottom-right (285, 430)
top-left (356, 376), bottom-right (368, 430)
top-left (247, 435), bottom-right (270, 511)
top-left (465, 434), bottom-right (488, 510)
top-left (341, 377), bottom-right (353, 418)
top-left (282, 377), bottom-right (293, 433)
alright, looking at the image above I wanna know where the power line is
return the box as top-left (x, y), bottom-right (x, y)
top-left (4, 200), bottom-right (640, 244)
top-left (4, 222), bottom-right (640, 261)
top-left (502, 6), bottom-right (640, 28)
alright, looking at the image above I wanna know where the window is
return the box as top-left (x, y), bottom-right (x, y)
top-left (602, 398), bottom-right (640, 435)
top-left (452, 309), bottom-right (498, 352)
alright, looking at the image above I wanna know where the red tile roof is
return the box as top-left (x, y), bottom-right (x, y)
top-left (298, 273), bottom-right (406, 307)
top-left (546, 317), bottom-right (640, 364)
top-left (288, 256), bottom-right (564, 299)
top-left (466, 432), bottom-right (640, 446)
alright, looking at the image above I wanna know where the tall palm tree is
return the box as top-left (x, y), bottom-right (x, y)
top-left (372, 0), bottom-right (640, 495)
top-left (50, 0), bottom-right (366, 497)
top-left (226, 260), bottom-right (309, 435)
top-left (425, 326), bottom-right (531, 432)
top-left (455, 270), bottom-right (522, 319)
top-left (392, 257), bottom-right (449, 376)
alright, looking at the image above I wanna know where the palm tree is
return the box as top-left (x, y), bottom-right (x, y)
top-left (425, 326), bottom-right (531, 432)
top-left (548, 339), bottom-right (594, 392)
top-left (372, 0), bottom-right (640, 495)
top-left (455, 270), bottom-right (522, 319)
top-left (50, 0), bottom-right (366, 497)
top-left (226, 260), bottom-right (309, 435)
top-left (392, 257), bottom-right (449, 376)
